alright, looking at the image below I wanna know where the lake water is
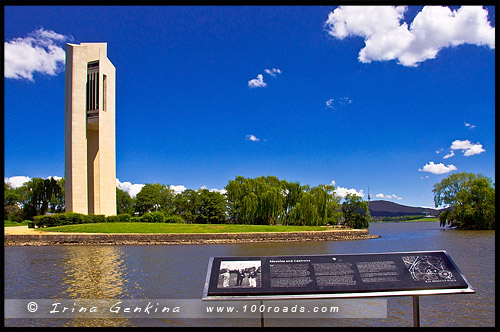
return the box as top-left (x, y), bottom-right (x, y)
top-left (4, 221), bottom-right (495, 327)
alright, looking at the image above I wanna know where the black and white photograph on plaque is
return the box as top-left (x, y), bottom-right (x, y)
top-left (217, 260), bottom-right (262, 288)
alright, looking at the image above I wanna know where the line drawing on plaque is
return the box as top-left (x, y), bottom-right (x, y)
top-left (402, 256), bottom-right (456, 282)
top-left (217, 260), bottom-right (262, 288)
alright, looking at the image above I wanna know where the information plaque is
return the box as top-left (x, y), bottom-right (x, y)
top-left (203, 251), bottom-right (474, 300)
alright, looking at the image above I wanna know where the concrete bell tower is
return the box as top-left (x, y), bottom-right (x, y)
top-left (65, 42), bottom-right (116, 216)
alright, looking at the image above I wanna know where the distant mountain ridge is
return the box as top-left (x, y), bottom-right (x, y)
top-left (368, 200), bottom-right (444, 217)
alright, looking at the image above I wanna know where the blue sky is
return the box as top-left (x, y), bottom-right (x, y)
top-left (4, 5), bottom-right (495, 208)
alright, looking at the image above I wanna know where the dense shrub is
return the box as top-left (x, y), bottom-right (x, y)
top-left (106, 215), bottom-right (121, 223)
top-left (106, 214), bottom-right (132, 222)
top-left (118, 213), bottom-right (131, 222)
top-left (87, 214), bottom-right (106, 223)
top-left (131, 216), bottom-right (142, 223)
top-left (65, 213), bottom-right (85, 224)
top-left (142, 211), bottom-right (165, 223)
top-left (165, 215), bottom-right (185, 223)
top-left (33, 215), bottom-right (52, 227)
top-left (33, 213), bottom-right (109, 227)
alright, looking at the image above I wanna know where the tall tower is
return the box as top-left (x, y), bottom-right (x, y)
top-left (65, 43), bottom-right (116, 216)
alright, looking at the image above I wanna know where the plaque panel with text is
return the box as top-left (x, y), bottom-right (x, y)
top-left (203, 251), bottom-right (474, 299)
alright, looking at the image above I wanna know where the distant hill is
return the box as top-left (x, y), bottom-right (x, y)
top-left (368, 200), bottom-right (444, 217)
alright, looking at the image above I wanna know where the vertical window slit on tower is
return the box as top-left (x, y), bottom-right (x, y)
top-left (86, 61), bottom-right (99, 118)
top-left (92, 72), bottom-right (95, 110)
top-left (96, 73), bottom-right (99, 110)
top-left (103, 74), bottom-right (107, 112)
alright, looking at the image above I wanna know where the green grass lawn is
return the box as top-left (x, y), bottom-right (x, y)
top-left (4, 220), bottom-right (32, 227)
top-left (36, 222), bottom-right (332, 234)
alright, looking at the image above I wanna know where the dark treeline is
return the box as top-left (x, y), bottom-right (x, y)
top-left (4, 175), bottom-right (372, 229)
top-left (5, 172), bottom-right (494, 230)
top-left (371, 215), bottom-right (430, 222)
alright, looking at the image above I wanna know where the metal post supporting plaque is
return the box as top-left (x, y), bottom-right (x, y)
top-left (413, 296), bottom-right (420, 327)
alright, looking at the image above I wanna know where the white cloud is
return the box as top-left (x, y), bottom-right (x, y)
top-left (335, 186), bottom-right (365, 199)
top-left (7, 176), bottom-right (224, 199)
top-left (249, 68), bottom-right (282, 87)
top-left (339, 97), bottom-right (352, 105)
top-left (115, 179), bottom-right (227, 197)
top-left (325, 99), bottom-right (335, 109)
top-left (264, 68), bottom-right (282, 77)
top-left (4, 28), bottom-right (70, 81)
top-left (330, 181), bottom-right (364, 199)
top-left (376, 193), bottom-right (403, 200)
top-left (443, 151), bottom-right (455, 159)
top-left (248, 74), bottom-right (267, 88)
top-left (325, 97), bottom-right (352, 110)
top-left (451, 139), bottom-right (485, 156)
top-left (200, 185), bottom-right (227, 194)
top-left (116, 178), bottom-right (145, 198)
top-left (464, 144), bottom-right (486, 157)
top-left (5, 176), bottom-right (32, 188)
top-left (170, 185), bottom-right (187, 194)
top-left (5, 175), bottom-right (64, 188)
top-left (419, 161), bottom-right (457, 174)
top-left (246, 134), bottom-right (260, 142)
top-left (325, 6), bottom-right (495, 67)
top-left (464, 122), bottom-right (476, 129)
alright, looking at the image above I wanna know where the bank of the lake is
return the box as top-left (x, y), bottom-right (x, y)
top-left (4, 223), bottom-right (379, 246)
top-left (5, 221), bottom-right (494, 327)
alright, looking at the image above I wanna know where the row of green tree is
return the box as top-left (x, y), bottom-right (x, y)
top-left (4, 172), bottom-right (494, 230)
top-left (371, 215), bottom-right (431, 222)
top-left (225, 176), bottom-right (370, 228)
top-left (4, 175), bottom-right (372, 228)
top-left (118, 176), bottom-right (372, 228)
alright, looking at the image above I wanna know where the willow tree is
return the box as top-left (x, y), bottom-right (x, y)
top-left (226, 176), bottom-right (288, 224)
top-left (433, 172), bottom-right (495, 230)
top-left (258, 186), bottom-right (285, 225)
top-left (288, 191), bottom-right (319, 226)
top-left (225, 175), bottom-right (341, 225)
top-left (281, 181), bottom-right (302, 225)
top-left (309, 184), bottom-right (339, 225)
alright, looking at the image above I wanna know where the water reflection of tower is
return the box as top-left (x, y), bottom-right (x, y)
top-left (61, 246), bottom-right (127, 298)
top-left (59, 246), bottom-right (130, 327)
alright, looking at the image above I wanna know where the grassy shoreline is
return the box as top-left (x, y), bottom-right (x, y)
top-left (372, 217), bottom-right (439, 223)
top-left (4, 218), bottom-right (439, 232)
top-left (31, 222), bottom-right (335, 234)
